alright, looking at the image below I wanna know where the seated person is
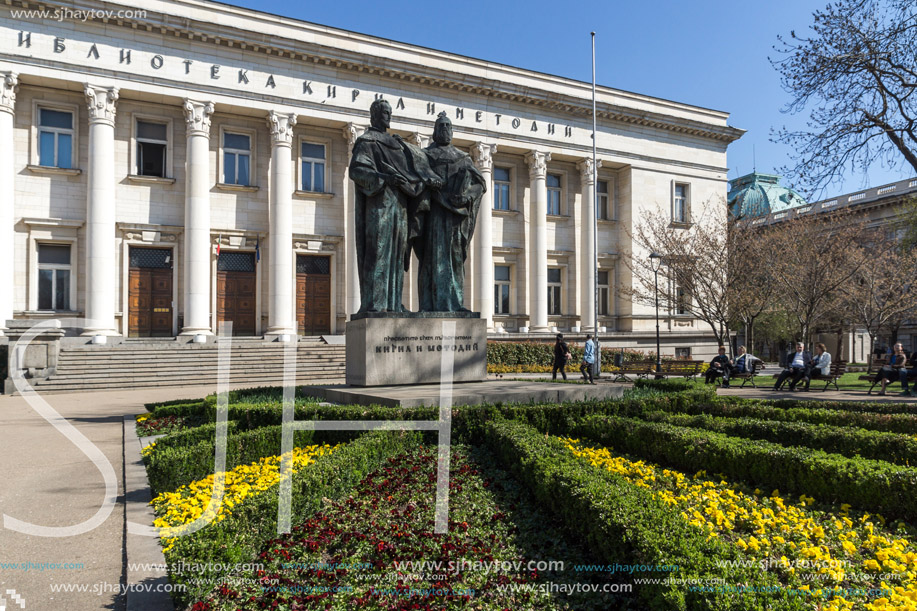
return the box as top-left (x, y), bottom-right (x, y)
top-left (705, 346), bottom-right (732, 386)
top-left (733, 345), bottom-right (762, 376)
top-left (774, 342), bottom-right (811, 391)
top-left (875, 342), bottom-right (907, 396)
top-left (804, 343), bottom-right (831, 390)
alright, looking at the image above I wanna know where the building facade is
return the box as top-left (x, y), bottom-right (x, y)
top-left (0, 0), bottom-right (743, 357)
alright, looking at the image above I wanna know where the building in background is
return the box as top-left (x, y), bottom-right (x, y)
top-left (0, 0), bottom-right (743, 360)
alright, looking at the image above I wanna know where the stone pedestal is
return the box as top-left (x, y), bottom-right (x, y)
top-left (4, 319), bottom-right (66, 394)
top-left (346, 314), bottom-right (486, 386)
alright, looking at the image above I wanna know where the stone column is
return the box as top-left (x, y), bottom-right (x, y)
top-left (525, 150), bottom-right (551, 331)
top-left (266, 111), bottom-right (297, 337)
top-left (180, 99), bottom-right (214, 335)
top-left (471, 142), bottom-right (497, 329)
top-left (0, 73), bottom-right (17, 335)
top-left (343, 123), bottom-right (361, 318)
top-left (82, 85), bottom-right (119, 337)
top-left (577, 157), bottom-right (602, 331)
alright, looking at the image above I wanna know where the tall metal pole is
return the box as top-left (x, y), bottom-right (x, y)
top-left (654, 268), bottom-right (661, 373)
top-left (591, 31), bottom-right (600, 379)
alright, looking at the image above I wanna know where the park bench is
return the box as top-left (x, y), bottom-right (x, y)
top-left (611, 360), bottom-right (656, 383)
top-left (860, 357), bottom-right (916, 395)
top-left (807, 360), bottom-right (847, 392)
top-left (657, 360), bottom-right (704, 380)
top-left (731, 359), bottom-right (765, 388)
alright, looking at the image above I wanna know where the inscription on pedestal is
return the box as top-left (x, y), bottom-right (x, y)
top-left (346, 317), bottom-right (486, 386)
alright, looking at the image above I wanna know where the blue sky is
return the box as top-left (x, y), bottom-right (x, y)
top-left (227, 0), bottom-right (912, 200)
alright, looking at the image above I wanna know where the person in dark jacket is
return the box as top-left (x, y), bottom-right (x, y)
top-left (705, 346), bottom-right (732, 386)
top-left (774, 342), bottom-right (812, 391)
top-left (552, 333), bottom-right (571, 381)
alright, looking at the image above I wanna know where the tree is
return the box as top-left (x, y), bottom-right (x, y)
top-left (764, 209), bottom-right (870, 345)
top-left (772, 0), bottom-right (917, 196)
top-left (728, 221), bottom-right (781, 352)
top-left (841, 232), bottom-right (917, 370)
top-left (623, 205), bottom-right (736, 352)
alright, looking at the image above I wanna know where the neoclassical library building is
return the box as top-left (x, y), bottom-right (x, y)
top-left (0, 0), bottom-right (742, 357)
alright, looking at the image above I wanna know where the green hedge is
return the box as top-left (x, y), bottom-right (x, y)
top-left (164, 430), bottom-right (421, 608)
top-left (145, 424), bottom-right (373, 494)
top-left (633, 378), bottom-right (703, 394)
top-left (486, 341), bottom-right (653, 366)
top-left (571, 414), bottom-right (917, 522)
top-left (641, 411), bottom-right (917, 466)
top-left (480, 419), bottom-right (806, 611)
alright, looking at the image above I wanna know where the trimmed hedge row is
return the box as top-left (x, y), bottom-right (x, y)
top-left (480, 419), bottom-right (806, 611)
top-left (641, 411), bottom-right (917, 466)
top-left (570, 415), bottom-right (917, 522)
top-left (165, 430), bottom-right (422, 608)
top-left (763, 397), bottom-right (917, 416)
top-left (144, 424), bottom-right (373, 494)
top-left (486, 341), bottom-right (653, 366)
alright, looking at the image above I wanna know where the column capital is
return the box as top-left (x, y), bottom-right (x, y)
top-left (267, 111), bottom-right (297, 146)
top-left (471, 142), bottom-right (497, 172)
top-left (183, 99), bottom-right (214, 137)
top-left (343, 123), bottom-right (362, 153)
top-left (577, 157), bottom-right (603, 184)
top-left (85, 84), bottom-right (119, 126)
top-left (524, 150), bottom-right (551, 180)
top-left (0, 72), bottom-right (18, 115)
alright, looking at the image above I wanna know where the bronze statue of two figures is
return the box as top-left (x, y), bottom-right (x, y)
top-left (349, 100), bottom-right (485, 316)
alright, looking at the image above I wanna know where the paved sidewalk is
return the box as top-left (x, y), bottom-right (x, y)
top-left (0, 385), bottom-right (222, 611)
top-left (716, 385), bottom-right (917, 402)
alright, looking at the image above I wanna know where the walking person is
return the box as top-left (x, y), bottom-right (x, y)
top-left (581, 336), bottom-right (596, 384)
top-left (552, 333), bottom-right (571, 381)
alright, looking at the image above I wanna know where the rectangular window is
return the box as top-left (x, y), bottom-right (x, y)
top-left (547, 174), bottom-right (562, 216)
top-left (223, 132), bottom-right (251, 186)
top-left (547, 267), bottom-right (562, 316)
top-left (597, 180), bottom-right (611, 220)
top-left (494, 265), bottom-right (511, 314)
top-left (676, 285), bottom-right (690, 314)
top-left (674, 183), bottom-right (689, 223)
top-left (493, 167), bottom-right (511, 210)
top-left (38, 108), bottom-right (74, 168)
top-left (597, 270), bottom-right (610, 316)
top-left (136, 120), bottom-right (168, 177)
top-left (301, 142), bottom-right (326, 192)
top-left (37, 244), bottom-right (71, 311)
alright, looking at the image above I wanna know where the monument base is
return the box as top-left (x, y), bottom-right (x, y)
top-left (346, 315), bottom-right (486, 386)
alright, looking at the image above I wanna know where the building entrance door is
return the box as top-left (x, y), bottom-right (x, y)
top-left (217, 251), bottom-right (256, 336)
top-left (128, 247), bottom-right (173, 337)
top-left (296, 255), bottom-right (331, 335)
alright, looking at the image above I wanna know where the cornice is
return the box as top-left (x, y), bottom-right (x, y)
top-left (4, 0), bottom-right (744, 144)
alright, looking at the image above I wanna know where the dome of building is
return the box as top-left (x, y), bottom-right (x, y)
top-left (727, 172), bottom-right (808, 219)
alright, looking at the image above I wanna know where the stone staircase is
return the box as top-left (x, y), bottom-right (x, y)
top-left (28, 336), bottom-right (346, 393)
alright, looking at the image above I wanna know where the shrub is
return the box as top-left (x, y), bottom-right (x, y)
top-left (480, 419), bottom-right (807, 610)
top-left (570, 414), bottom-right (917, 522)
top-left (486, 341), bottom-right (654, 367)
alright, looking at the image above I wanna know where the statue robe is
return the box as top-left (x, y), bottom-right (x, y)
top-left (412, 144), bottom-right (486, 312)
top-left (349, 128), bottom-right (436, 313)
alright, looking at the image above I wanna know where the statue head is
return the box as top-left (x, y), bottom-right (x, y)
top-left (433, 111), bottom-right (453, 145)
top-left (370, 99), bottom-right (392, 130)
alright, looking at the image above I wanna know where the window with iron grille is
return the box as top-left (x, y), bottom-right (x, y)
top-left (296, 255), bottom-right (330, 275)
top-left (217, 251), bottom-right (255, 272)
top-left (129, 247), bottom-right (171, 269)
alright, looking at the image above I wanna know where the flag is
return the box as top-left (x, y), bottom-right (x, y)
top-left (217, 233), bottom-right (221, 257)
top-left (255, 237), bottom-right (260, 262)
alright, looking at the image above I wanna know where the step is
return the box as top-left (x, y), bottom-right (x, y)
top-left (45, 367), bottom-right (345, 382)
top-left (33, 372), bottom-right (344, 388)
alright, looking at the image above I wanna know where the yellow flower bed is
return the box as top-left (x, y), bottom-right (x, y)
top-left (563, 438), bottom-right (917, 610)
top-left (151, 444), bottom-right (338, 553)
top-left (141, 442), bottom-right (156, 457)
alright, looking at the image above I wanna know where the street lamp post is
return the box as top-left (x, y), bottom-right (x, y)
top-left (650, 252), bottom-right (663, 375)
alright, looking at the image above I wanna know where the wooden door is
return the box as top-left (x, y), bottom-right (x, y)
top-left (296, 255), bottom-right (331, 335)
top-left (128, 247), bottom-right (173, 337)
top-left (217, 252), bottom-right (256, 336)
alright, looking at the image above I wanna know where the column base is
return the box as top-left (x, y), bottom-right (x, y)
top-left (80, 328), bottom-right (120, 337)
top-left (265, 327), bottom-right (298, 342)
top-left (529, 326), bottom-right (551, 332)
top-left (179, 327), bottom-right (214, 336)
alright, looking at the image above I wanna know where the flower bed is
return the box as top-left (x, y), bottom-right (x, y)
top-left (136, 413), bottom-right (187, 437)
top-left (564, 437), bottom-right (917, 610)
